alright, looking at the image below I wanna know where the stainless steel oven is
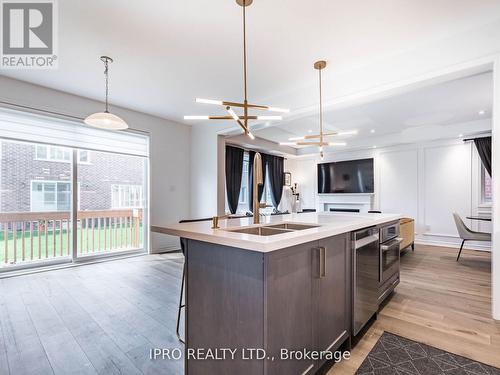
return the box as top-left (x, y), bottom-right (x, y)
top-left (379, 222), bottom-right (402, 299)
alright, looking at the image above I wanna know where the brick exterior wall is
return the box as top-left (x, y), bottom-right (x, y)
top-left (0, 141), bottom-right (144, 213)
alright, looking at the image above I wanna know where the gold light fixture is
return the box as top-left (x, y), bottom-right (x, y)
top-left (184, 0), bottom-right (289, 139)
top-left (85, 56), bottom-right (128, 130)
top-left (280, 61), bottom-right (355, 160)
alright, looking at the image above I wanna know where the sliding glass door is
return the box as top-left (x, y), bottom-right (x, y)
top-left (0, 108), bottom-right (150, 271)
top-left (0, 140), bottom-right (73, 267)
top-left (76, 150), bottom-right (147, 258)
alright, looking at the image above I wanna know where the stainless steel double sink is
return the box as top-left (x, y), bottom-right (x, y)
top-left (224, 222), bottom-right (320, 236)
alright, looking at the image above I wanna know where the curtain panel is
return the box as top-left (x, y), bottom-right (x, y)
top-left (473, 137), bottom-right (492, 176)
top-left (225, 145), bottom-right (244, 214)
top-left (266, 154), bottom-right (285, 208)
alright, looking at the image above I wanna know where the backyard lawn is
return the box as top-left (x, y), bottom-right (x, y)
top-left (0, 225), bottom-right (144, 265)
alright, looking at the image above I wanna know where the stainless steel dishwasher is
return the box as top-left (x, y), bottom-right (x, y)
top-left (352, 227), bottom-right (380, 336)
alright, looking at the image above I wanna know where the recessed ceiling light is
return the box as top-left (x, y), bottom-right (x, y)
top-left (458, 133), bottom-right (463, 137)
top-left (370, 129), bottom-right (375, 133)
top-left (478, 110), bottom-right (486, 116)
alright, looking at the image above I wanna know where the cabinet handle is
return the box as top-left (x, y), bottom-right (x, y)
top-left (319, 246), bottom-right (326, 278)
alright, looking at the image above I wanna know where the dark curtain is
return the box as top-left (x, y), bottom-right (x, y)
top-left (266, 155), bottom-right (285, 208)
top-left (225, 145), bottom-right (244, 214)
top-left (248, 151), bottom-right (266, 212)
top-left (474, 137), bottom-right (492, 176)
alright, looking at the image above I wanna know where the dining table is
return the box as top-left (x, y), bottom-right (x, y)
top-left (466, 215), bottom-right (492, 222)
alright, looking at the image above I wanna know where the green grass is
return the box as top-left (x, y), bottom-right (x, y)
top-left (0, 224), bottom-right (144, 265)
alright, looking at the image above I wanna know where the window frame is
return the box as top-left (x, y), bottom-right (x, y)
top-left (77, 150), bottom-right (91, 164)
top-left (260, 166), bottom-right (275, 213)
top-left (30, 180), bottom-right (73, 212)
top-left (35, 145), bottom-right (91, 164)
top-left (238, 153), bottom-right (250, 206)
top-left (111, 184), bottom-right (144, 209)
top-left (481, 166), bottom-right (492, 204)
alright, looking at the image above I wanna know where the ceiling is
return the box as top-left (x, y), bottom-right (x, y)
top-left (1, 0), bottom-right (500, 123)
top-left (251, 72), bottom-right (493, 154)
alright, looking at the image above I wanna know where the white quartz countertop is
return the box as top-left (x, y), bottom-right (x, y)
top-left (151, 212), bottom-right (402, 253)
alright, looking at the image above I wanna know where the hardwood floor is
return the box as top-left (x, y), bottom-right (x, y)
top-left (0, 253), bottom-right (185, 375)
top-left (0, 245), bottom-right (498, 375)
top-left (329, 245), bottom-right (500, 374)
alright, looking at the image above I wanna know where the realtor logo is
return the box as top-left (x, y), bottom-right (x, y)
top-left (1, 0), bottom-right (58, 69)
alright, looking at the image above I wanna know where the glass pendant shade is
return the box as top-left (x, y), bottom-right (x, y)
top-left (85, 56), bottom-right (128, 131)
top-left (84, 111), bottom-right (128, 130)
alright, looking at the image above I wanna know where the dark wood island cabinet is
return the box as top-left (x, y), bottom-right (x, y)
top-left (185, 233), bottom-right (351, 375)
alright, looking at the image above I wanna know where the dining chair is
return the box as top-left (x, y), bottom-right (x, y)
top-left (177, 217), bottom-right (212, 343)
top-left (452, 213), bottom-right (491, 261)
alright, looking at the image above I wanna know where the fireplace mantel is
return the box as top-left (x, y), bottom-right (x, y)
top-left (317, 194), bottom-right (375, 213)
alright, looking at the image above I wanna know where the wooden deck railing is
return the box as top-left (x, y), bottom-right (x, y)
top-left (0, 209), bottom-right (143, 266)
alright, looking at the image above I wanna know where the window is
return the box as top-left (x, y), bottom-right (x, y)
top-left (111, 184), bottom-right (144, 208)
top-left (35, 145), bottom-right (71, 162)
top-left (238, 153), bottom-right (250, 207)
top-left (482, 167), bottom-right (492, 203)
top-left (35, 145), bottom-right (48, 160)
top-left (0, 109), bottom-right (149, 267)
top-left (78, 150), bottom-right (90, 164)
top-left (31, 181), bottom-right (71, 211)
top-left (35, 145), bottom-right (90, 163)
top-left (260, 167), bottom-right (274, 212)
top-left (232, 152), bottom-right (276, 214)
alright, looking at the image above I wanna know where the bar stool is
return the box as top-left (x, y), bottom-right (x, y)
top-left (176, 218), bottom-right (212, 344)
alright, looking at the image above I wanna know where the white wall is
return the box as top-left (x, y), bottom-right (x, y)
top-left (492, 56), bottom-right (500, 320)
top-left (189, 126), bottom-right (228, 219)
top-left (190, 125), bottom-right (218, 218)
top-left (0, 76), bottom-right (191, 253)
top-left (290, 134), bottom-right (492, 251)
top-left (378, 149), bottom-right (418, 220)
top-left (421, 143), bottom-right (472, 241)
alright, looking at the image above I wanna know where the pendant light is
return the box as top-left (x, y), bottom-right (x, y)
top-left (84, 56), bottom-right (128, 130)
top-left (184, 0), bottom-right (289, 139)
top-left (280, 61), bottom-right (356, 160)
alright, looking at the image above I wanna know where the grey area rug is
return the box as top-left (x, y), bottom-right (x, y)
top-left (356, 332), bottom-right (500, 375)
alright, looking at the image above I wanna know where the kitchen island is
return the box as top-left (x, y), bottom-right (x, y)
top-left (152, 212), bottom-right (401, 375)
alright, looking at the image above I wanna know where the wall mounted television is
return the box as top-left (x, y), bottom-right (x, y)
top-left (317, 158), bottom-right (374, 194)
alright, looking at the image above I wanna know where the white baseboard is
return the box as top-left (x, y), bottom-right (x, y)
top-left (415, 238), bottom-right (491, 252)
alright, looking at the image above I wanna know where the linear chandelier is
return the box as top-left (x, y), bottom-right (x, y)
top-left (184, 0), bottom-right (289, 139)
top-left (280, 61), bottom-right (357, 159)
